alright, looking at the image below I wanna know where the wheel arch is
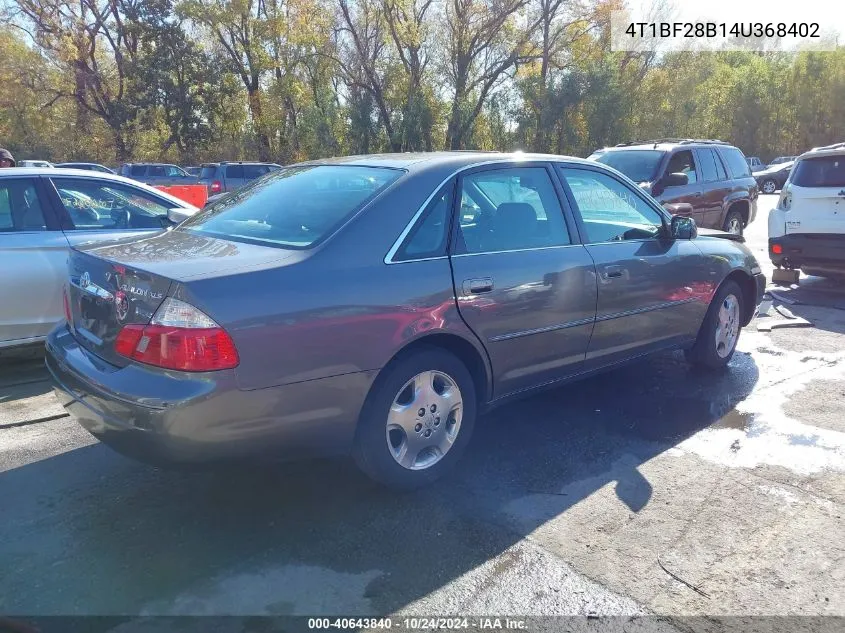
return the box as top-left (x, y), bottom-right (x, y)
top-left (724, 197), bottom-right (750, 227)
top-left (374, 332), bottom-right (493, 408)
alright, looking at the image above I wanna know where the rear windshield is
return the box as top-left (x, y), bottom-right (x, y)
top-left (179, 165), bottom-right (402, 249)
top-left (791, 156), bottom-right (845, 187)
top-left (200, 166), bottom-right (217, 179)
top-left (594, 150), bottom-right (663, 183)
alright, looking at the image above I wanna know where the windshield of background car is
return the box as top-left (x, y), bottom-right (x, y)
top-left (791, 155), bottom-right (845, 187)
top-left (179, 165), bottom-right (402, 249)
top-left (594, 150), bottom-right (663, 183)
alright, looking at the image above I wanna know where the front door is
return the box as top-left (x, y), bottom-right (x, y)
top-left (448, 163), bottom-right (597, 397)
top-left (557, 165), bottom-right (709, 367)
top-left (657, 149), bottom-right (705, 225)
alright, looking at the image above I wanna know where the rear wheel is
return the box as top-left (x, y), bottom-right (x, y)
top-left (722, 209), bottom-right (744, 235)
top-left (685, 280), bottom-right (744, 370)
top-left (353, 348), bottom-right (477, 490)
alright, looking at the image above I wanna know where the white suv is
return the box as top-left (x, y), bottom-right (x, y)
top-left (768, 142), bottom-right (845, 279)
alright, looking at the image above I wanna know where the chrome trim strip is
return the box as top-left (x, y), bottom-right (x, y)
top-left (489, 317), bottom-right (595, 342)
top-left (596, 298), bottom-right (696, 323)
top-left (383, 157), bottom-right (553, 265)
top-left (70, 279), bottom-right (113, 301)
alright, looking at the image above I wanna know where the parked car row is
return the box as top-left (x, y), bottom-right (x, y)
top-left (118, 161), bottom-right (282, 195)
top-left (0, 151), bottom-right (763, 490)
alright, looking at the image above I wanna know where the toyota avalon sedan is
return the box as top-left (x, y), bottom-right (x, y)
top-left (46, 152), bottom-right (765, 489)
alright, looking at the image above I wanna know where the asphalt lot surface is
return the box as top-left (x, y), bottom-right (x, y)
top-left (1, 194), bottom-right (843, 630)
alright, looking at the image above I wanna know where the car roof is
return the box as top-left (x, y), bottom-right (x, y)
top-left (0, 167), bottom-right (196, 209)
top-left (800, 142), bottom-right (845, 159)
top-left (597, 141), bottom-right (733, 154)
top-left (291, 151), bottom-right (594, 174)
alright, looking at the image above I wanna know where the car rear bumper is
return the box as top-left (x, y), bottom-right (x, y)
top-left (45, 325), bottom-right (372, 465)
top-left (768, 233), bottom-right (845, 273)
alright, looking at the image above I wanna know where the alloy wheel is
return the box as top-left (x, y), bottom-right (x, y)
top-left (386, 370), bottom-right (463, 470)
top-left (715, 294), bottom-right (740, 358)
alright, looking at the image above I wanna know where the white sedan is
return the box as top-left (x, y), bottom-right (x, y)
top-left (0, 168), bottom-right (198, 351)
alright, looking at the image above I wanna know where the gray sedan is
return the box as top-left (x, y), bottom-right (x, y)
top-left (0, 168), bottom-right (197, 351)
top-left (45, 153), bottom-right (765, 489)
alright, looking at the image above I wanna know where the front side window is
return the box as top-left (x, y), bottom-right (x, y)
top-left (791, 156), bottom-right (845, 187)
top-left (52, 178), bottom-right (171, 230)
top-left (166, 166), bottom-right (186, 177)
top-left (595, 150), bottom-right (664, 183)
top-left (665, 150), bottom-right (698, 184)
top-left (393, 181), bottom-right (454, 261)
top-left (559, 167), bottom-right (664, 243)
top-left (456, 167), bottom-right (570, 254)
top-left (0, 179), bottom-right (47, 232)
top-left (180, 165), bottom-right (402, 249)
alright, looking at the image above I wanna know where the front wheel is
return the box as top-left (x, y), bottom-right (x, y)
top-left (353, 348), bottom-right (477, 490)
top-left (685, 280), bottom-right (744, 370)
top-left (761, 179), bottom-right (777, 194)
top-left (722, 209), bottom-right (744, 235)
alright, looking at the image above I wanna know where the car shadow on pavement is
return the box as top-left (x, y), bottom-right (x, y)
top-left (0, 350), bottom-right (758, 618)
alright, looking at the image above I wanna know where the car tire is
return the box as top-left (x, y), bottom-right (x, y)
top-left (353, 347), bottom-right (477, 490)
top-left (685, 280), bottom-right (745, 370)
top-left (761, 179), bottom-right (777, 194)
top-left (722, 209), bottom-right (744, 236)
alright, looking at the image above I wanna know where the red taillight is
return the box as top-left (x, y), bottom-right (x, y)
top-left (211, 180), bottom-right (222, 194)
top-left (62, 286), bottom-right (72, 323)
top-left (771, 243), bottom-right (783, 255)
top-left (114, 297), bottom-right (239, 371)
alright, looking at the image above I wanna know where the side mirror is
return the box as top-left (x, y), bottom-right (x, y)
top-left (663, 172), bottom-right (689, 188)
top-left (167, 207), bottom-right (193, 224)
top-left (670, 215), bottom-right (697, 240)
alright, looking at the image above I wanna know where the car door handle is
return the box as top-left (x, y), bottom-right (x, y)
top-left (463, 277), bottom-right (494, 295)
top-left (601, 266), bottom-right (623, 280)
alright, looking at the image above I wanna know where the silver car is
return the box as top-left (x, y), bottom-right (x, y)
top-left (0, 168), bottom-right (197, 351)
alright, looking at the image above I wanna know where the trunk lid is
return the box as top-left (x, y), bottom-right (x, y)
top-left (67, 250), bottom-right (172, 366)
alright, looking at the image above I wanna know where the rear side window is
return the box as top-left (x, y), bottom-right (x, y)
top-left (129, 165), bottom-right (146, 177)
top-left (0, 179), bottom-right (47, 231)
top-left (200, 166), bottom-right (217, 179)
top-left (393, 181), bottom-right (454, 261)
top-left (225, 165), bottom-right (245, 179)
top-left (719, 148), bottom-right (751, 178)
top-left (791, 156), bottom-right (845, 187)
top-left (243, 165), bottom-right (271, 179)
top-left (698, 149), bottom-right (722, 182)
top-left (149, 166), bottom-right (166, 177)
top-left (180, 165), bottom-right (402, 249)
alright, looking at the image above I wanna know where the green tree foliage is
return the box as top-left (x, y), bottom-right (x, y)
top-left (1, 0), bottom-right (843, 164)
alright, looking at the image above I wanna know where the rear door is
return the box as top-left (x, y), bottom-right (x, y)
top-left (656, 149), bottom-right (706, 225)
top-left (786, 154), bottom-right (845, 235)
top-left (695, 147), bottom-right (731, 228)
top-left (0, 177), bottom-right (69, 346)
top-left (557, 165), bottom-right (708, 367)
top-left (448, 162), bottom-right (597, 397)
